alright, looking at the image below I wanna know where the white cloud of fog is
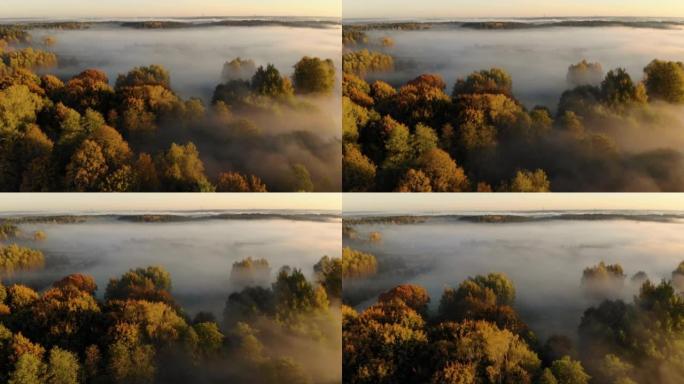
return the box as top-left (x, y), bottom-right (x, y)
top-left (348, 219), bottom-right (684, 339)
top-left (363, 26), bottom-right (684, 110)
top-left (39, 25), bottom-right (341, 101)
top-left (9, 218), bottom-right (341, 316)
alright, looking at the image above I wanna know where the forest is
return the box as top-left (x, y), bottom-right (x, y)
top-left (0, 221), bottom-right (342, 384)
top-left (342, 25), bottom-right (684, 191)
top-left (343, 253), bottom-right (684, 384)
top-left (0, 23), bottom-right (340, 192)
top-left (340, 210), bottom-right (684, 384)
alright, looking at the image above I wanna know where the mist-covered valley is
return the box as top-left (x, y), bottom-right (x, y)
top-left (1, 19), bottom-right (342, 191)
top-left (32, 21), bottom-right (341, 101)
top-left (0, 211), bottom-right (343, 383)
top-left (6, 213), bottom-right (341, 314)
top-left (344, 213), bottom-right (684, 337)
top-left (343, 212), bottom-right (684, 383)
top-left (342, 19), bottom-right (684, 192)
top-left (346, 19), bottom-right (684, 109)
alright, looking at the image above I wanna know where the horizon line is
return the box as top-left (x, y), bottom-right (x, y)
top-left (343, 15), bottom-right (684, 20)
top-left (0, 15), bottom-right (341, 20)
top-left (342, 208), bottom-right (684, 214)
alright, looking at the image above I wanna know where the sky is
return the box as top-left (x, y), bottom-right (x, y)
top-left (0, 193), bottom-right (341, 213)
top-left (0, 0), bottom-right (340, 18)
top-left (344, 193), bottom-right (684, 213)
top-left (343, 0), bottom-right (684, 19)
top-left (2, 193), bottom-right (682, 213)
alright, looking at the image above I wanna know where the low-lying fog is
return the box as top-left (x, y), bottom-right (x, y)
top-left (36, 24), bottom-right (342, 101)
top-left (365, 26), bottom-right (684, 109)
top-left (8, 216), bottom-right (341, 317)
top-left (347, 218), bottom-right (684, 340)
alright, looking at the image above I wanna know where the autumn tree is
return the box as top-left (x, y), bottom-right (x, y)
top-left (115, 65), bottom-right (171, 90)
top-left (579, 280), bottom-right (684, 383)
top-left (428, 320), bottom-right (541, 383)
top-left (290, 163), bottom-right (314, 192)
top-left (251, 64), bottom-right (292, 98)
top-left (379, 284), bottom-right (430, 316)
top-left (600, 68), bottom-right (644, 108)
top-left (342, 49), bottom-right (394, 76)
top-left (438, 273), bottom-right (529, 337)
top-left (192, 322), bottom-right (223, 359)
top-left (343, 144), bottom-right (376, 192)
top-left (507, 169), bottom-right (551, 192)
top-left (313, 256), bottom-right (342, 299)
top-left (395, 169), bottom-right (432, 192)
top-left (416, 148), bottom-right (469, 192)
top-left (6, 285), bottom-right (39, 312)
top-left (453, 68), bottom-right (513, 96)
top-left (17, 125), bottom-right (54, 192)
top-left (272, 267), bottom-right (328, 325)
top-left (549, 356), bottom-right (591, 384)
top-left (28, 284), bottom-right (101, 350)
top-left (381, 116), bottom-right (412, 174)
top-left (224, 287), bottom-right (275, 328)
top-left (343, 299), bottom-right (427, 383)
top-left (133, 153), bottom-right (159, 191)
top-left (342, 74), bottom-right (373, 107)
top-left (567, 60), bottom-right (604, 87)
top-left (45, 347), bottom-right (80, 384)
top-left (9, 353), bottom-right (45, 384)
top-left (156, 142), bottom-right (214, 192)
top-left (293, 57), bottom-right (335, 95)
top-left (0, 85), bottom-right (43, 137)
top-left (114, 65), bottom-right (179, 138)
top-left (105, 266), bottom-right (174, 305)
top-left (64, 139), bottom-right (108, 191)
top-left (222, 57), bottom-right (256, 81)
top-left (230, 257), bottom-right (271, 288)
top-left (342, 96), bottom-right (369, 143)
top-left (581, 261), bottom-right (626, 300)
top-left (557, 85), bottom-right (602, 119)
top-left (0, 244), bottom-right (45, 275)
top-left (342, 247), bottom-right (377, 279)
top-left (59, 69), bottom-right (114, 113)
top-left (643, 59), bottom-right (684, 103)
top-left (391, 74), bottom-right (450, 128)
top-left (106, 322), bottom-right (156, 383)
top-left (412, 123), bottom-right (438, 158)
top-left (211, 79), bottom-right (252, 109)
top-left (216, 171), bottom-right (267, 192)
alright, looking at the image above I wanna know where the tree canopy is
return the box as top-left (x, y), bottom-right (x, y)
top-left (342, 49), bottom-right (684, 192)
top-left (344, 272), bottom-right (590, 384)
top-left (0, 27), bottom-right (339, 191)
top-left (0, 251), bottom-right (341, 384)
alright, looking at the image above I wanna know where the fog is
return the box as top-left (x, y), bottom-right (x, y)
top-left (363, 26), bottom-right (684, 109)
top-left (36, 24), bottom-right (342, 101)
top-left (7, 216), bottom-right (341, 317)
top-left (345, 217), bottom-right (684, 340)
top-left (29, 23), bottom-right (343, 190)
